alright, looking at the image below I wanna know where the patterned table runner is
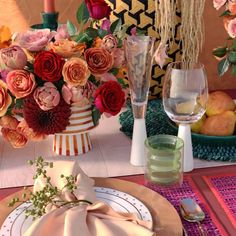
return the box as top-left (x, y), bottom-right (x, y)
top-left (119, 165), bottom-right (236, 236)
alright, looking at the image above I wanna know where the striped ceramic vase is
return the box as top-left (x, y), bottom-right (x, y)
top-left (53, 103), bottom-right (95, 156)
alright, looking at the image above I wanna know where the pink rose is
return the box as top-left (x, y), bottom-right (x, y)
top-left (55, 24), bottom-right (70, 41)
top-left (101, 19), bottom-right (111, 32)
top-left (101, 34), bottom-right (118, 52)
top-left (227, 17), bottom-right (236, 38)
top-left (100, 72), bottom-right (116, 82)
top-left (16, 29), bottom-right (56, 52)
top-left (6, 70), bottom-right (36, 98)
top-left (0, 80), bottom-right (12, 117)
top-left (213, 0), bottom-right (227, 10)
top-left (62, 81), bottom-right (96, 106)
top-left (33, 82), bottom-right (60, 111)
top-left (0, 45), bottom-right (27, 71)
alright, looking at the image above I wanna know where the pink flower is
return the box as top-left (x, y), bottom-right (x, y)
top-left (33, 82), bottom-right (60, 111)
top-left (6, 70), bottom-right (36, 98)
top-left (154, 43), bottom-right (169, 69)
top-left (101, 34), bottom-right (118, 53)
top-left (101, 19), bottom-right (111, 32)
top-left (213, 0), bottom-right (227, 10)
top-left (0, 69), bottom-right (9, 82)
top-left (55, 24), bottom-right (70, 41)
top-left (130, 27), bottom-right (137, 36)
top-left (0, 45), bottom-right (27, 71)
top-left (112, 48), bottom-right (125, 67)
top-left (16, 29), bottom-right (56, 52)
top-left (62, 81), bottom-right (96, 107)
top-left (227, 17), bottom-right (236, 38)
top-left (100, 72), bottom-right (116, 82)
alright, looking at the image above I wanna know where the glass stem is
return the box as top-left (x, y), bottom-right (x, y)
top-left (177, 124), bottom-right (194, 172)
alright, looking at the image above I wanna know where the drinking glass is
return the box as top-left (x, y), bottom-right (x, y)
top-left (145, 134), bottom-right (184, 186)
top-left (125, 35), bottom-right (155, 166)
top-left (162, 62), bottom-right (208, 172)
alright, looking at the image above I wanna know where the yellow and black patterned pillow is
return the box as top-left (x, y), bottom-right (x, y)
top-left (107, 0), bottom-right (182, 99)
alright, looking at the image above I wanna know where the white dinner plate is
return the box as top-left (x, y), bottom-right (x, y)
top-left (0, 187), bottom-right (152, 236)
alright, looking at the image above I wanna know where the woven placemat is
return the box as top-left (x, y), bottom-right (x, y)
top-left (119, 99), bottom-right (236, 162)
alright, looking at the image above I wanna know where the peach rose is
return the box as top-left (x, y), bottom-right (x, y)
top-left (62, 57), bottom-right (90, 86)
top-left (17, 119), bottom-right (46, 141)
top-left (1, 127), bottom-right (27, 148)
top-left (213, 0), bottom-right (227, 10)
top-left (33, 82), bottom-right (60, 111)
top-left (0, 80), bottom-right (12, 117)
top-left (47, 39), bottom-right (86, 58)
top-left (0, 115), bottom-right (19, 129)
top-left (6, 70), bottom-right (36, 98)
top-left (84, 48), bottom-right (113, 76)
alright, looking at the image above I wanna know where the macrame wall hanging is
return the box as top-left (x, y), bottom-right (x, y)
top-left (107, 0), bottom-right (206, 97)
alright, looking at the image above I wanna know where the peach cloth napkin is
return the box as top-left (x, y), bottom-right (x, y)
top-left (24, 161), bottom-right (154, 236)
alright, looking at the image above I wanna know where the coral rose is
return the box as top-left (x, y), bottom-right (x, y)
top-left (34, 51), bottom-right (65, 82)
top-left (16, 29), bottom-right (56, 52)
top-left (33, 82), bottom-right (60, 111)
top-left (6, 70), bottom-right (36, 98)
top-left (0, 80), bottom-right (12, 117)
top-left (62, 57), bottom-right (90, 86)
top-left (1, 127), bottom-right (27, 148)
top-left (227, 17), bottom-right (236, 38)
top-left (84, 48), bottom-right (113, 76)
top-left (47, 39), bottom-right (86, 58)
top-left (0, 115), bottom-right (19, 129)
top-left (0, 45), bottom-right (27, 71)
top-left (17, 119), bottom-right (46, 141)
top-left (101, 34), bottom-right (118, 52)
top-left (85, 0), bottom-right (111, 20)
top-left (94, 80), bottom-right (125, 116)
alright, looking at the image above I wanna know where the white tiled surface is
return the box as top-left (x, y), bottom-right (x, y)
top-left (0, 114), bottom-right (234, 188)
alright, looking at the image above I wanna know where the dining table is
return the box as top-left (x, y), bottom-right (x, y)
top-left (0, 95), bottom-right (236, 236)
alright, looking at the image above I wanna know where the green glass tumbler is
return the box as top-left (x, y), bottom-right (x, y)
top-left (144, 135), bottom-right (184, 186)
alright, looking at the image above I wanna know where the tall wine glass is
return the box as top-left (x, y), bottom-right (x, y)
top-left (162, 62), bottom-right (208, 172)
top-left (125, 35), bottom-right (155, 166)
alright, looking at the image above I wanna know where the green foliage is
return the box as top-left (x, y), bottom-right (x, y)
top-left (66, 20), bottom-right (77, 36)
top-left (117, 78), bottom-right (128, 89)
top-left (213, 47), bottom-right (227, 58)
top-left (76, 1), bottom-right (90, 25)
top-left (92, 107), bottom-right (101, 125)
top-left (232, 64), bottom-right (236, 75)
top-left (220, 10), bottom-right (231, 17)
top-left (218, 58), bottom-right (230, 76)
top-left (110, 19), bottom-right (122, 35)
top-left (109, 68), bottom-right (119, 76)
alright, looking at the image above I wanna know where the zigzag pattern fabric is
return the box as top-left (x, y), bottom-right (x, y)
top-left (107, 0), bottom-right (182, 98)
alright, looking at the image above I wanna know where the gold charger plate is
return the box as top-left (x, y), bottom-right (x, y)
top-left (0, 178), bottom-right (183, 236)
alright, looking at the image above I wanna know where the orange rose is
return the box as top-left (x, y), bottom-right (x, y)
top-left (0, 115), bottom-right (19, 129)
top-left (92, 37), bottom-right (102, 48)
top-left (17, 119), bottom-right (46, 141)
top-left (84, 48), bottom-right (114, 76)
top-left (0, 80), bottom-right (12, 117)
top-left (6, 70), bottom-right (36, 98)
top-left (62, 57), bottom-right (90, 86)
top-left (47, 39), bottom-right (86, 58)
top-left (1, 127), bottom-right (27, 148)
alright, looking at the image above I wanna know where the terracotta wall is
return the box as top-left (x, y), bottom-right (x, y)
top-left (0, 0), bottom-right (235, 90)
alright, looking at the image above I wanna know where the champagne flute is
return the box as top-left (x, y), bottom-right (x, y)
top-left (124, 35), bottom-right (155, 166)
top-left (162, 62), bottom-right (208, 172)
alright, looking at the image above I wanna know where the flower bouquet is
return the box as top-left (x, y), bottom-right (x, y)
top-left (212, 0), bottom-right (236, 76)
top-left (0, 0), bottom-right (128, 155)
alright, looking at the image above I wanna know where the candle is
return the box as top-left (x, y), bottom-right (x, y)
top-left (44, 0), bottom-right (55, 13)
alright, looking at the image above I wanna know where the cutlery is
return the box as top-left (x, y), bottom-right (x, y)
top-left (180, 198), bottom-right (207, 236)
